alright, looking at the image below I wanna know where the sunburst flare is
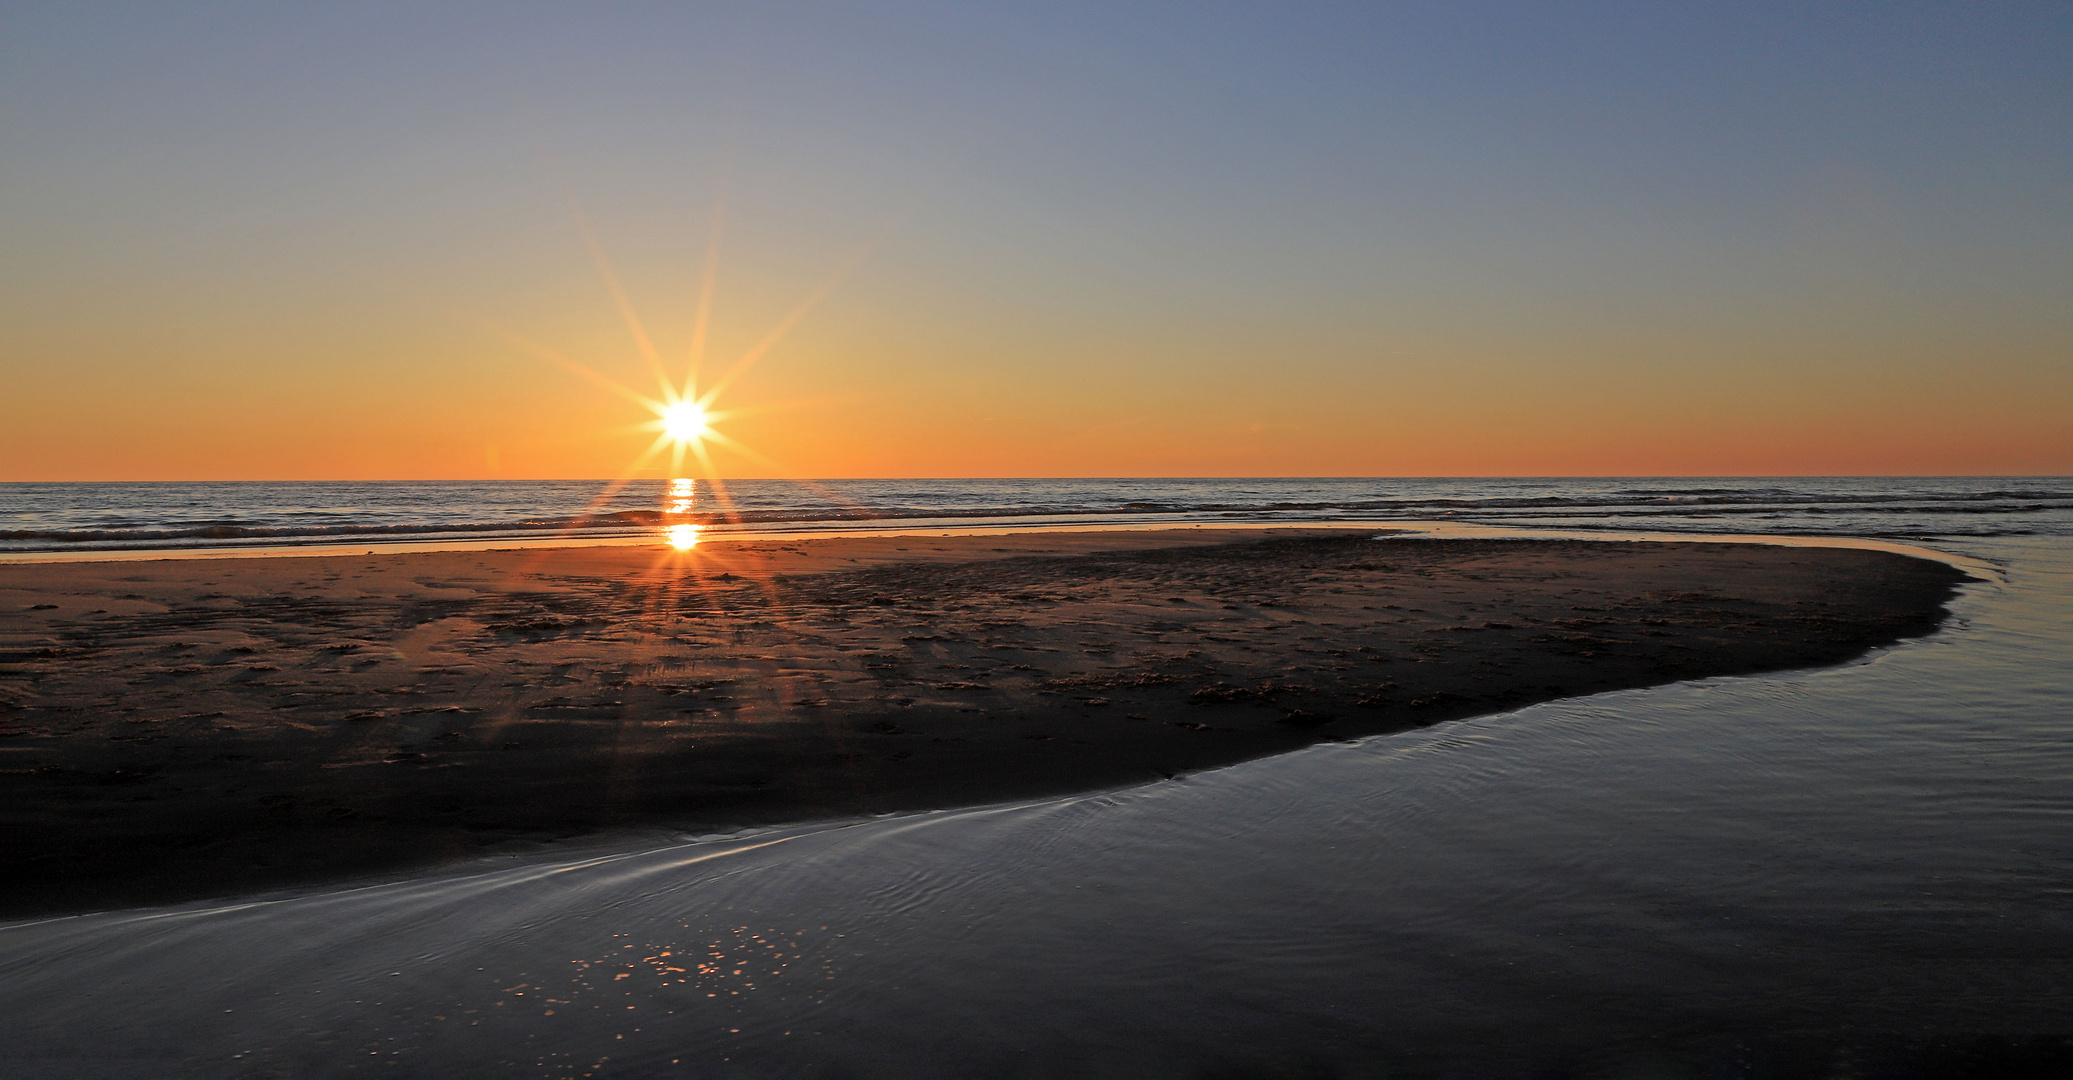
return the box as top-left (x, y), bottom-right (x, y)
top-left (495, 184), bottom-right (874, 554)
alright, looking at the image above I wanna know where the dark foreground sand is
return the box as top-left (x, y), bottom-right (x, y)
top-left (0, 529), bottom-right (1965, 917)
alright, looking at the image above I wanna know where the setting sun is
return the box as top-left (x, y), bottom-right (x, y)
top-left (662, 402), bottom-right (709, 444)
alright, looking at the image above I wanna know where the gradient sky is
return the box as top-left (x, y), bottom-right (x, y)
top-left (3, 2), bottom-right (2068, 480)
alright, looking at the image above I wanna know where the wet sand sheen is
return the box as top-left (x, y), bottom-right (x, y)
top-left (0, 528), bottom-right (1965, 917)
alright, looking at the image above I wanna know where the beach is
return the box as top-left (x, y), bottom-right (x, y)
top-left (0, 528), bottom-right (1965, 917)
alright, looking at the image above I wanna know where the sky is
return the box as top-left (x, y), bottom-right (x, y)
top-left (2, 2), bottom-right (2068, 480)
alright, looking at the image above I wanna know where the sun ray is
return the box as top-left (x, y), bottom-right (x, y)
top-left (684, 396), bottom-right (842, 425)
top-left (698, 243), bottom-right (873, 408)
top-left (546, 435), bottom-right (673, 543)
top-left (487, 322), bottom-right (664, 413)
top-left (685, 174), bottom-right (730, 406)
top-left (566, 200), bottom-right (676, 403)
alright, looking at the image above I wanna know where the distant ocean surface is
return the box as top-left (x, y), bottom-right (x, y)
top-left (2, 476), bottom-right (2068, 554)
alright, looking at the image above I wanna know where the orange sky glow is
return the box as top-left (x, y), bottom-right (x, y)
top-left (3, 6), bottom-right (2066, 480)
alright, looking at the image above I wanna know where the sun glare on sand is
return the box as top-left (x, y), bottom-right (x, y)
top-left (667, 523), bottom-right (701, 550)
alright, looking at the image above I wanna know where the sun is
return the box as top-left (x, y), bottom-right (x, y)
top-left (644, 393), bottom-right (731, 475)
top-left (501, 188), bottom-right (864, 486)
top-left (662, 402), bottom-right (709, 444)
top-left (493, 184), bottom-right (869, 551)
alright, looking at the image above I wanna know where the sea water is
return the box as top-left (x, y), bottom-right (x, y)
top-left (2, 476), bottom-right (2066, 554)
top-left (0, 486), bottom-right (2068, 1076)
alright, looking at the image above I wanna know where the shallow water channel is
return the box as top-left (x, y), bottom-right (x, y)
top-left (3, 537), bottom-right (2068, 1077)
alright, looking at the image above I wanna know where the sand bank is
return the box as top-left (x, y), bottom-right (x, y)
top-left (0, 529), bottom-right (1965, 917)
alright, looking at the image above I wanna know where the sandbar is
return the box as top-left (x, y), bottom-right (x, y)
top-left (0, 529), bottom-right (1967, 917)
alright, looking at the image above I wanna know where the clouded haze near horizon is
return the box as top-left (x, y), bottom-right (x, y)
top-left (3, 2), bottom-right (2068, 480)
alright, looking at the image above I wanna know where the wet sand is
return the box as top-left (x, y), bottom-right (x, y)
top-left (0, 529), bottom-right (1966, 917)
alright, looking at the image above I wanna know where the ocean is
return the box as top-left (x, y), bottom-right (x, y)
top-left (1, 478), bottom-right (2068, 1076)
top-left (1, 476), bottom-right (2068, 556)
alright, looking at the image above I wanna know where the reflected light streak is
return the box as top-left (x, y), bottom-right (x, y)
top-left (667, 476), bottom-right (697, 515)
top-left (665, 477), bottom-right (699, 549)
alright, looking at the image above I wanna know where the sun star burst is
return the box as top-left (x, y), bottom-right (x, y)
top-left (661, 401), bottom-right (710, 444)
top-left (498, 186), bottom-right (869, 553)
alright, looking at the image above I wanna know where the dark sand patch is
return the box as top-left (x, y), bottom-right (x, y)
top-left (0, 529), bottom-right (1966, 917)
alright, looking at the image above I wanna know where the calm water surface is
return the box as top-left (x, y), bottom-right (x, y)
top-left (1, 533), bottom-right (2067, 1077)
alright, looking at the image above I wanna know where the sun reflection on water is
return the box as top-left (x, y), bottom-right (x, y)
top-left (666, 476), bottom-right (697, 516)
top-left (665, 478), bottom-right (700, 549)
